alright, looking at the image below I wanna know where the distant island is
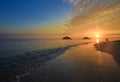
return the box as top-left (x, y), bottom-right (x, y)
top-left (83, 36), bottom-right (91, 39)
top-left (62, 36), bottom-right (72, 40)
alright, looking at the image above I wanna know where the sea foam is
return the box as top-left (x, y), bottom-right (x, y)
top-left (0, 44), bottom-right (79, 82)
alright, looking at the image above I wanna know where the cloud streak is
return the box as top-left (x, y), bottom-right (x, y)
top-left (65, 0), bottom-right (120, 37)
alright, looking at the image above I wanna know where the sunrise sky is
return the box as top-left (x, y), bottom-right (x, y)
top-left (0, 0), bottom-right (120, 39)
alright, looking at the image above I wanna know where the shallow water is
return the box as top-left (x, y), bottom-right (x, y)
top-left (22, 43), bottom-right (120, 82)
top-left (0, 40), bottom-right (120, 82)
top-left (0, 40), bottom-right (89, 82)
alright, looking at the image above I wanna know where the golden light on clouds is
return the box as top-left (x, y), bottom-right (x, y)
top-left (65, 0), bottom-right (120, 39)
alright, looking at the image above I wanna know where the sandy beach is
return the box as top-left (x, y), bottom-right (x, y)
top-left (21, 42), bottom-right (120, 82)
top-left (94, 40), bottom-right (120, 66)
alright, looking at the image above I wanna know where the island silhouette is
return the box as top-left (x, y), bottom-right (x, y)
top-left (83, 36), bottom-right (91, 39)
top-left (62, 36), bottom-right (72, 40)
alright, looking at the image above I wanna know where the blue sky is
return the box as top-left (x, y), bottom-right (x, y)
top-left (0, 0), bottom-right (72, 33)
top-left (0, 0), bottom-right (119, 39)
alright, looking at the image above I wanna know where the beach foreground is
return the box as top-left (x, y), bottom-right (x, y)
top-left (94, 40), bottom-right (120, 66)
top-left (21, 42), bottom-right (120, 82)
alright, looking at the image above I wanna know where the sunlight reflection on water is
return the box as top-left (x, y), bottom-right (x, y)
top-left (96, 38), bottom-right (100, 43)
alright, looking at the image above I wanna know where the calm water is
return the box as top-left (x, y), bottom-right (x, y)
top-left (0, 40), bottom-right (88, 57)
top-left (23, 43), bottom-right (120, 82)
top-left (0, 40), bottom-right (89, 82)
top-left (0, 39), bottom-right (120, 82)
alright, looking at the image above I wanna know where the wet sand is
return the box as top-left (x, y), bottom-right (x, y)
top-left (21, 43), bottom-right (120, 82)
top-left (94, 40), bottom-right (120, 66)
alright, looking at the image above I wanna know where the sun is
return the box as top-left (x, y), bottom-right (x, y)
top-left (94, 33), bottom-right (101, 43)
top-left (96, 34), bottom-right (100, 38)
top-left (94, 32), bottom-right (101, 38)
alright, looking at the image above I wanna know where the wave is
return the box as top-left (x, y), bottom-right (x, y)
top-left (0, 44), bottom-right (80, 82)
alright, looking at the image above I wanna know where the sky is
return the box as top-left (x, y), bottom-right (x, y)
top-left (66, 0), bottom-right (120, 39)
top-left (0, 0), bottom-right (120, 39)
top-left (0, 0), bottom-right (72, 39)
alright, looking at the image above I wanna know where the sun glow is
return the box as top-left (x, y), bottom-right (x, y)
top-left (95, 34), bottom-right (100, 38)
top-left (94, 32), bottom-right (101, 43)
top-left (95, 32), bottom-right (101, 38)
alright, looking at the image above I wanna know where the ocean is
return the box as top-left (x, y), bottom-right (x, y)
top-left (0, 40), bottom-right (89, 82)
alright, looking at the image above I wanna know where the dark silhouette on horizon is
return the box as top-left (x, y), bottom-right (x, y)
top-left (83, 36), bottom-right (91, 39)
top-left (106, 38), bottom-right (109, 42)
top-left (62, 36), bottom-right (72, 40)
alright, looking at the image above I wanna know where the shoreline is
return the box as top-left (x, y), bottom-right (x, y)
top-left (94, 40), bottom-right (120, 66)
top-left (21, 41), bottom-right (120, 82)
top-left (1, 44), bottom-right (81, 82)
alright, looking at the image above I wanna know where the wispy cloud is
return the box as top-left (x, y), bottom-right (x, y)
top-left (64, 0), bottom-right (120, 36)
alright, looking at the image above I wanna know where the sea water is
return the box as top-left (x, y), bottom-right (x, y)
top-left (0, 39), bottom-right (89, 82)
